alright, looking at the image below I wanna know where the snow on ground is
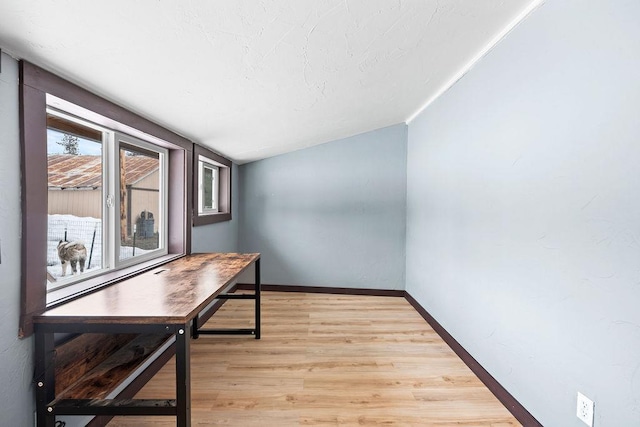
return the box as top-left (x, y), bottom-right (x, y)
top-left (48, 214), bottom-right (101, 280)
top-left (47, 214), bottom-right (152, 282)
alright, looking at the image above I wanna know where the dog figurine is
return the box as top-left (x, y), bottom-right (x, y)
top-left (57, 240), bottom-right (88, 276)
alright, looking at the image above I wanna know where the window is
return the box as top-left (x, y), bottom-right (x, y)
top-left (199, 158), bottom-right (219, 214)
top-left (19, 60), bottom-right (193, 337)
top-left (193, 144), bottom-right (232, 226)
top-left (46, 106), bottom-right (170, 292)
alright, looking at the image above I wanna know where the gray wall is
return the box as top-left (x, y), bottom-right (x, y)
top-left (406, 1), bottom-right (640, 425)
top-left (239, 124), bottom-right (407, 290)
top-left (191, 163), bottom-right (240, 253)
top-left (0, 53), bottom-right (34, 426)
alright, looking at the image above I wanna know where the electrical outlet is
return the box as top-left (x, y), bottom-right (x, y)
top-left (577, 392), bottom-right (594, 426)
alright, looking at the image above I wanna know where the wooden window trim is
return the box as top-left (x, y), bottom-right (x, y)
top-left (19, 61), bottom-right (193, 337)
top-left (193, 143), bottom-right (232, 226)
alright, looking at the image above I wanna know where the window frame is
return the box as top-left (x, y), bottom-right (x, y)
top-left (115, 133), bottom-right (169, 268)
top-left (19, 61), bottom-right (193, 337)
top-left (193, 144), bottom-right (232, 226)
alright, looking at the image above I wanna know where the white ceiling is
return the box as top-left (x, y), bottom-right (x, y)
top-left (0, 0), bottom-right (538, 164)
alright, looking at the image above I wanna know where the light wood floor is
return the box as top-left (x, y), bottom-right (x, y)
top-left (109, 292), bottom-right (520, 426)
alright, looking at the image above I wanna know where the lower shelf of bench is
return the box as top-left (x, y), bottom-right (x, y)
top-left (49, 398), bottom-right (176, 416)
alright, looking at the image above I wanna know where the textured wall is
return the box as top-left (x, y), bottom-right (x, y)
top-left (0, 53), bottom-right (35, 426)
top-left (191, 163), bottom-right (240, 253)
top-left (0, 1), bottom-right (535, 163)
top-left (406, 1), bottom-right (640, 425)
top-left (239, 124), bottom-right (407, 290)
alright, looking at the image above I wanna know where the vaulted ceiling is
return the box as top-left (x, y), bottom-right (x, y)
top-left (0, 0), bottom-right (538, 163)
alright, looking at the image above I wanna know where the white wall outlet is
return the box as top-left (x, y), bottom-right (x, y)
top-left (577, 391), bottom-right (594, 426)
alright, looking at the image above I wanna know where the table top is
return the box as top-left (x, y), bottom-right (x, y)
top-left (34, 253), bottom-right (260, 325)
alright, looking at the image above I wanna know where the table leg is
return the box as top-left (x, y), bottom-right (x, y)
top-left (175, 323), bottom-right (192, 427)
top-left (191, 314), bottom-right (200, 340)
top-left (34, 327), bottom-right (55, 427)
top-left (255, 258), bottom-right (261, 339)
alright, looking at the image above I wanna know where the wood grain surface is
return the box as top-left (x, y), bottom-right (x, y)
top-left (57, 334), bottom-right (171, 400)
top-left (35, 253), bottom-right (259, 325)
top-left (55, 333), bottom-right (137, 395)
top-left (109, 292), bottom-right (520, 426)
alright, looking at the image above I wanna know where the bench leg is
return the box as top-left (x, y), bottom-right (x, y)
top-left (175, 324), bottom-right (191, 427)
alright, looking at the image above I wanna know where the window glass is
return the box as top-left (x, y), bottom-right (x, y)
top-left (203, 165), bottom-right (214, 209)
top-left (201, 162), bottom-right (219, 212)
top-left (47, 113), bottom-right (105, 287)
top-left (118, 143), bottom-right (163, 262)
top-left (198, 159), bottom-right (221, 214)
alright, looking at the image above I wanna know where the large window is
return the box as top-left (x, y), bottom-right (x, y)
top-left (46, 106), bottom-right (169, 291)
top-left (19, 61), bottom-right (193, 337)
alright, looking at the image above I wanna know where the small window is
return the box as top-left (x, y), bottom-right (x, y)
top-left (193, 144), bottom-right (232, 226)
top-left (199, 159), bottom-right (220, 214)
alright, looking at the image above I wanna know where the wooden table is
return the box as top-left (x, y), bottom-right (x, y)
top-left (34, 252), bottom-right (261, 427)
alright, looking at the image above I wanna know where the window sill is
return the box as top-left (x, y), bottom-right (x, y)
top-left (193, 212), bottom-right (231, 226)
top-left (46, 253), bottom-right (185, 307)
